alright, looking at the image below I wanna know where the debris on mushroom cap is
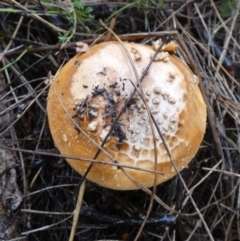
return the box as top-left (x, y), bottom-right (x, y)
top-left (152, 38), bottom-right (178, 52)
top-left (151, 52), bottom-right (169, 62)
top-left (47, 41), bottom-right (207, 190)
top-left (76, 42), bottom-right (89, 53)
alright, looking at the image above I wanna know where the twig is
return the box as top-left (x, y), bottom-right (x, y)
top-left (69, 180), bottom-right (86, 241)
top-left (5, 0), bottom-right (67, 33)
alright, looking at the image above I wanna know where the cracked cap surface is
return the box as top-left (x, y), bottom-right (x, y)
top-left (47, 41), bottom-right (207, 190)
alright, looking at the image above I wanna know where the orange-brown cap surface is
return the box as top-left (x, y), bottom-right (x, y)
top-left (47, 41), bottom-right (207, 190)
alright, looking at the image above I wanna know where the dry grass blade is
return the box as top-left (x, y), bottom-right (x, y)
top-left (68, 180), bottom-right (86, 241)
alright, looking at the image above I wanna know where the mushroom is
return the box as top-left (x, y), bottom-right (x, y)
top-left (47, 41), bottom-right (207, 190)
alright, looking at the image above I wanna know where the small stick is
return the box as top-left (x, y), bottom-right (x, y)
top-left (68, 180), bottom-right (86, 241)
top-left (104, 18), bottom-right (116, 42)
top-left (4, 31), bottom-right (179, 57)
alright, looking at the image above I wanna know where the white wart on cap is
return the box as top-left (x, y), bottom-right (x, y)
top-left (47, 41), bottom-right (207, 190)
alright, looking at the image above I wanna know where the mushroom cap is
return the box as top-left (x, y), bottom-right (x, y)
top-left (47, 41), bottom-right (207, 190)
